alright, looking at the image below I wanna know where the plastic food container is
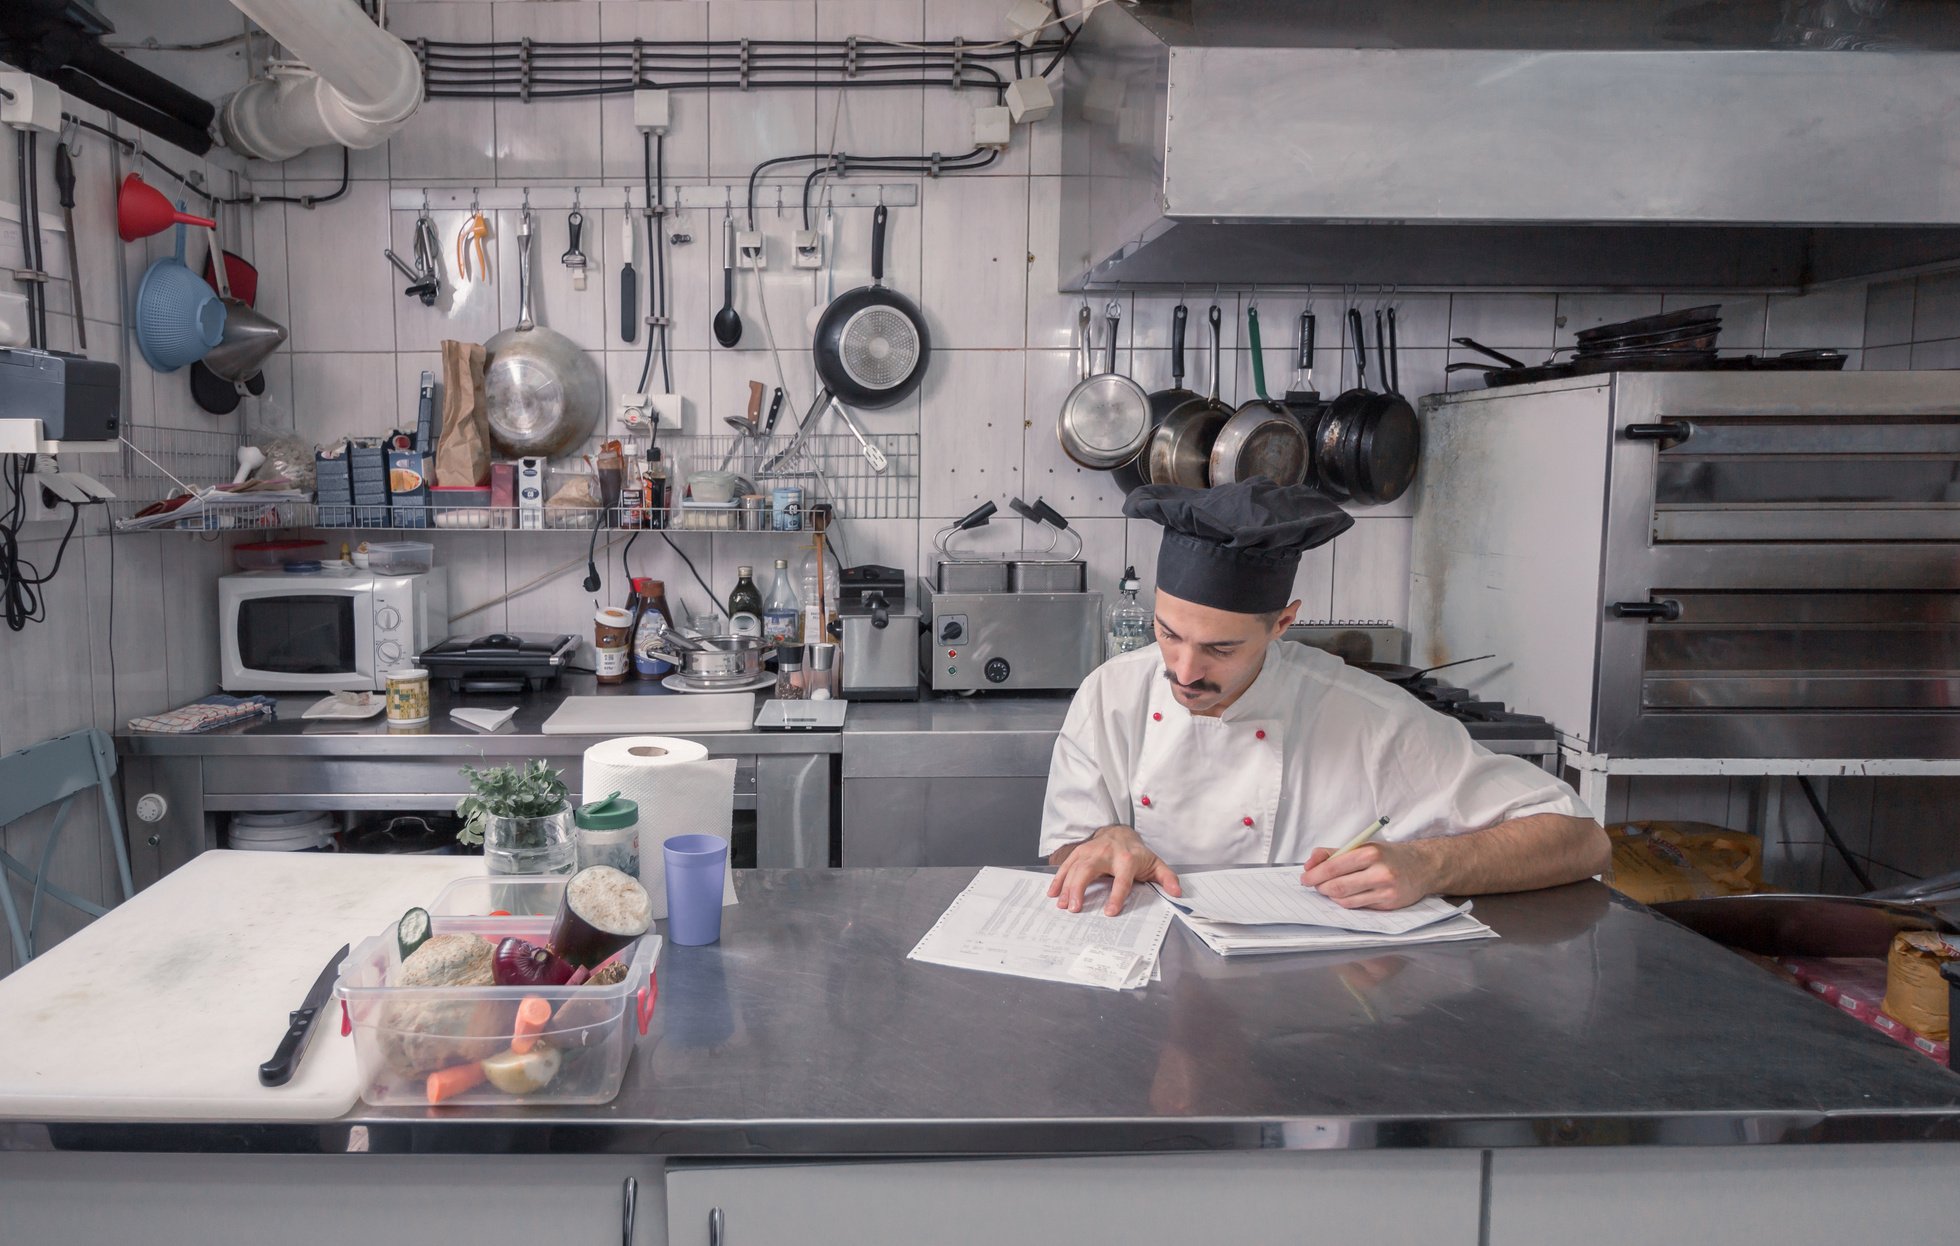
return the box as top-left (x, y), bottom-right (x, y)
top-left (365, 540), bottom-right (435, 574)
top-left (336, 889), bottom-right (660, 1107)
top-left (236, 539), bottom-right (325, 571)
top-left (431, 486), bottom-right (494, 530)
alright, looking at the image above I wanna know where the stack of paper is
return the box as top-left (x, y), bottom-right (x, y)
top-left (1156, 866), bottom-right (1498, 957)
top-left (908, 867), bottom-right (1177, 990)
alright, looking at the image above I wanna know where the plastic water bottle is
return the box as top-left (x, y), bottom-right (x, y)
top-left (1106, 566), bottom-right (1152, 657)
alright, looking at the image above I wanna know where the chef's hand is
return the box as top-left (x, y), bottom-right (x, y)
top-left (1048, 825), bottom-right (1182, 917)
top-left (1300, 842), bottom-right (1435, 911)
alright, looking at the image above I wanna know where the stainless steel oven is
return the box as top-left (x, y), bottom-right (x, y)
top-left (1411, 371), bottom-right (1960, 760)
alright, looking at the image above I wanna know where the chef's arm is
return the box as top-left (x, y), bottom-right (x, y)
top-left (1304, 813), bottom-right (1610, 910)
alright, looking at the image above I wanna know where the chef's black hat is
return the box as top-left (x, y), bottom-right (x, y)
top-left (1123, 478), bottom-right (1352, 614)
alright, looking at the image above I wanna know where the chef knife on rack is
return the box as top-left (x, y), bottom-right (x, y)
top-left (259, 942), bottom-right (349, 1087)
top-left (54, 130), bottom-right (85, 350)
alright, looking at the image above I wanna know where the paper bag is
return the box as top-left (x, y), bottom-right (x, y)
top-left (435, 340), bottom-right (489, 487)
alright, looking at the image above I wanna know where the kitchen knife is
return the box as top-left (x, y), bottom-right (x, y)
top-left (619, 212), bottom-right (638, 344)
top-left (762, 386), bottom-right (785, 437)
top-left (258, 942), bottom-right (350, 1087)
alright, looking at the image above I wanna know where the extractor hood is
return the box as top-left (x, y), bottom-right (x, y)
top-left (1058, 1), bottom-right (1960, 292)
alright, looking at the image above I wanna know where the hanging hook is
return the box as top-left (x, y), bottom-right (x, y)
top-left (775, 184), bottom-right (784, 218)
top-left (572, 185), bottom-right (582, 211)
top-left (470, 187), bottom-right (480, 212)
top-left (521, 186), bottom-right (531, 212)
top-left (420, 188), bottom-right (431, 214)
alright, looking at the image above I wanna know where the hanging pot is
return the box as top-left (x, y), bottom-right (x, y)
top-left (811, 206), bottom-right (931, 409)
top-left (484, 210), bottom-right (604, 458)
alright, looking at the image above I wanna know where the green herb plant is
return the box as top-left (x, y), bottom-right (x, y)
top-left (455, 759), bottom-right (571, 846)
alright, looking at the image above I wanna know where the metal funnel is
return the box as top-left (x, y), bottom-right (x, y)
top-left (203, 298), bottom-right (288, 382)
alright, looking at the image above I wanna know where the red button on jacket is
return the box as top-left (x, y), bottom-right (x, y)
top-left (1141, 796), bottom-right (1152, 808)
top-left (1153, 712), bottom-right (1162, 721)
top-left (1255, 730), bottom-right (1266, 740)
top-left (1243, 817), bottom-right (1254, 827)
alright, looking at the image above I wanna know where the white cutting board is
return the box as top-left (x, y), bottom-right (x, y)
top-left (0, 851), bottom-right (483, 1122)
top-left (540, 693), bottom-right (755, 735)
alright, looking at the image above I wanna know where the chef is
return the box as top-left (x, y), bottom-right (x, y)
top-left (1041, 478), bottom-right (1608, 917)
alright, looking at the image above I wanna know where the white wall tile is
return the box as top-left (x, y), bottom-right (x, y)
top-left (387, 3), bottom-right (499, 181)
top-left (918, 349), bottom-right (1024, 513)
top-left (1447, 294), bottom-right (1557, 349)
top-left (491, 3), bottom-right (605, 180)
top-left (281, 180), bottom-right (398, 353)
top-left (1765, 282), bottom-right (1868, 350)
top-left (918, 175), bottom-right (1027, 349)
top-left (817, 1), bottom-right (927, 157)
top-left (707, 2), bottom-right (819, 177)
top-left (598, 1), bottom-right (711, 180)
top-left (1910, 270), bottom-right (1960, 344)
top-left (606, 192), bottom-right (717, 354)
top-left (289, 353), bottom-right (403, 445)
top-left (1910, 337), bottom-right (1960, 369)
top-left (1329, 516), bottom-right (1411, 626)
top-left (1863, 343), bottom-right (1911, 371)
top-left (1863, 279), bottom-right (1915, 348)
top-left (922, 0), bottom-right (1031, 177)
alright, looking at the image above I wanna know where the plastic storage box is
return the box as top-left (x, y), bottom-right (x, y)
top-left (365, 540), bottom-right (435, 575)
top-left (336, 890), bottom-right (660, 1107)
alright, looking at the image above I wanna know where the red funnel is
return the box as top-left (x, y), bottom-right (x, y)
top-left (118, 174), bottom-right (217, 242)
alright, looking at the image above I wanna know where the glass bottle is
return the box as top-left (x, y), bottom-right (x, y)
top-left (644, 448), bottom-right (669, 530)
top-left (727, 565), bottom-right (763, 638)
top-left (632, 577), bottom-right (677, 679)
top-left (763, 558), bottom-right (802, 645)
top-left (1106, 565), bottom-right (1153, 657)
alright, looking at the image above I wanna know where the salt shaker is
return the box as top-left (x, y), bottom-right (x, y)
top-left (775, 643), bottom-right (806, 700)
top-left (807, 641), bottom-right (837, 700)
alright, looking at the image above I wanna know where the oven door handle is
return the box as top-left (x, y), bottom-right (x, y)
top-left (1623, 421), bottom-right (1693, 444)
top-left (1610, 599), bottom-right (1682, 622)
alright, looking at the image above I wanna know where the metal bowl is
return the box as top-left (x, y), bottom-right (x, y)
top-left (654, 634), bottom-right (774, 685)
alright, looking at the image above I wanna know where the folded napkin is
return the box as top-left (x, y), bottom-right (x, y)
top-left (450, 705), bottom-right (517, 732)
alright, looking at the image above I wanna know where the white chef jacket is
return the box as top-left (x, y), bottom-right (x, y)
top-left (1038, 640), bottom-right (1590, 864)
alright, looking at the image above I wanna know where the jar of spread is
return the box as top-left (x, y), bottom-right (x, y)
top-left (575, 791), bottom-right (642, 876)
top-left (594, 607), bottom-right (634, 683)
top-left (385, 667), bottom-right (430, 724)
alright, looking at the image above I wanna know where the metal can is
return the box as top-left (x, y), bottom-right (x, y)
top-left (771, 485), bottom-right (803, 531)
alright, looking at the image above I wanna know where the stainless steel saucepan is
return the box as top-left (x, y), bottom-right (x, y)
top-left (649, 634), bottom-right (775, 686)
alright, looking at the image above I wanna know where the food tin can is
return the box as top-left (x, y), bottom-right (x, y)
top-left (385, 667), bottom-right (431, 725)
top-left (771, 485), bottom-right (802, 531)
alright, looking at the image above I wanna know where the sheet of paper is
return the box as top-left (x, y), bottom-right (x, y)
top-left (1160, 866), bottom-right (1469, 934)
top-left (1172, 907), bottom-right (1497, 957)
top-left (908, 867), bottom-right (1176, 990)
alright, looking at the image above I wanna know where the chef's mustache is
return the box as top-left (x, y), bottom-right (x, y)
top-left (1163, 669), bottom-right (1220, 695)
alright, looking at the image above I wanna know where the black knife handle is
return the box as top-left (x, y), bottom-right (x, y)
top-left (258, 1004), bottom-right (321, 1087)
top-left (620, 262), bottom-right (638, 344)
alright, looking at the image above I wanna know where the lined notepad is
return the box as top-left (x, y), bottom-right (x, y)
top-left (1156, 866), bottom-right (1498, 957)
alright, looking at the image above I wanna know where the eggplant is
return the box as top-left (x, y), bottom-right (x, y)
top-left (549, 865), bottom-right (652, 969)
top-left (492, 937), bottom-right (577, 987)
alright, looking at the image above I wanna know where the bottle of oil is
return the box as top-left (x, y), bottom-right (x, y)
top-left (727, 565), bottom-right (763, 638)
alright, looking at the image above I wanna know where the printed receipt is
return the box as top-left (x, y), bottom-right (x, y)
top-left (907, 867), bottom-right (1176, 990)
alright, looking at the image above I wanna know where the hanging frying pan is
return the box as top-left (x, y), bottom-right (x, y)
top-left (1058, 302), bottom-right (1151, 469)
top-left (1355, 653), bottom-right (1496, 685)
top-left (1145, 303), bottom-right (1233, 487)
top-left (1348, 306), bottom-right (1420, 506)
top-left (1210, 304), bottom-right (1310, 487)
top-left (812, 205), bottom-right (931, 409)
top-left (1312, 308), bottom-right (1376, 499)
top-left (1113, 302), bottom-right (1200, 493)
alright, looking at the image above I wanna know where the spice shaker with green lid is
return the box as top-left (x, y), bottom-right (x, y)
top-left (575, 790), bottom-right (641, 876)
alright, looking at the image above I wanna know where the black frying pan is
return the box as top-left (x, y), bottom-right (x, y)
top-left (812, 206), bottom-right (931, 409)
top-left (1114, 302), bottom-right (1200, 494)
top-left (1356, 653), bottom-right (1496, 685)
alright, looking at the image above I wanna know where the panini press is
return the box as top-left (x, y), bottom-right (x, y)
top-left (421, 633), bottom-right (577, 693)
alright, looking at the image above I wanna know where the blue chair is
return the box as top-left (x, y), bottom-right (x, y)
top-left (0, 728), bottom-right (136, 968)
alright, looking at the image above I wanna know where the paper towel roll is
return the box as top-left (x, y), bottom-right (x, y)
top-left (583, 736), bottom-right (738, 917)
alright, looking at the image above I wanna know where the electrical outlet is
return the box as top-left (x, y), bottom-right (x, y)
top-left (0, 72), bottom-right (63, 134)
top-left (736, 231), bottom-right (765, 269)
top-left (1006, 76), bottom-right (1055, 124)
top-left (1004, 0), bottom-right (1053, 47)
top-left (646, 393), bottom-right (684, 430)
top-left (792, 230), bottom-right (823, 269)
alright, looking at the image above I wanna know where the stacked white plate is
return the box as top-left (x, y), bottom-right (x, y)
top-left (228, 811), bottom-right (341, 852)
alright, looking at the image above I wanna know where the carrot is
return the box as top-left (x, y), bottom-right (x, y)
top-left (426, 1061), bottom-right (486, 1105)
top-left (511, 995), bottom-right (552, 1054)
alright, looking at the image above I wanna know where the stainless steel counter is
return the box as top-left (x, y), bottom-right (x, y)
top-left (113, 679), bottom-right (838, 885)
top-left (11, 868), bottom-right (1957, 1157)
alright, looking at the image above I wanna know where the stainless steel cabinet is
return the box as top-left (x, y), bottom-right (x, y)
top-left (0, 1152), bottom-right (664, 1245)
top-left (1488, 1145), bottom-right (1960, 1243)
top-left (667, 1153), bottom-right (1484, 1246)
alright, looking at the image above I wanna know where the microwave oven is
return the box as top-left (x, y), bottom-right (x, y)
top-left (219, 570), bottom-right (450, 693)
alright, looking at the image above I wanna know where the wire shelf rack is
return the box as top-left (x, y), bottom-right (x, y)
top-left (96, 425), bottom-right (244, 500)
top-left (664, 432), bottom-right (920, 521)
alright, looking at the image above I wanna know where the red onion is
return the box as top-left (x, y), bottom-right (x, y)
top-left (491, 937), bottom-right (576, 987)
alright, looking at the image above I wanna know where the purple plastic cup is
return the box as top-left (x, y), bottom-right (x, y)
top-left (663, 834), bottom-right (729, 946)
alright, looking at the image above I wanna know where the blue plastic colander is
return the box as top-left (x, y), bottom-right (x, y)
top-left (133, 222), bottom-right (226, 373)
